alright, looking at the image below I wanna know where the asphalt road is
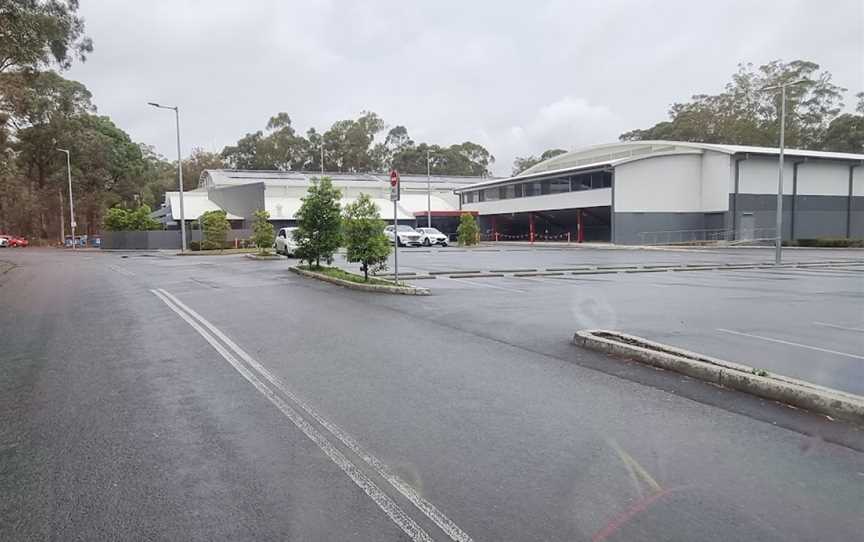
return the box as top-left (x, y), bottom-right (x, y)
top-left (2, 248), bottom-right (863, 541)
top-left (338, 245), bottom-right (864, 395)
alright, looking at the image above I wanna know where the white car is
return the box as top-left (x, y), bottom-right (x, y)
top-left (274, 227), bottom-right (299, 256)
top-left (384, 225), bottom-right (422, 247)
top-left (415, 227), bottom-right (449, 247)
top-left (0, 236), bottom-right (8, 248)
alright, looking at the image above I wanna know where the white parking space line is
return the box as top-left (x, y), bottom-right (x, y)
top-left (108, 264), bottom-right (135, 277)
top-left (717, 328), bottom-right (864, 360)
top-left (151, 289), bottom-right (472, 542)
top-left (443, 277), bottom-right (527, 293)
top-left (813, 321), bottom-right (864, 333)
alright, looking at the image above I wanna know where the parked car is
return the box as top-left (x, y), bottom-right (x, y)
top-left (384, 225), bottom-right (422, 246)
top-left (415, 227), bottom-right (449, 247)
top-left (274, 227), bottom-right (299, 256)
top-left (9, 236), bottom-right (29, 247)
top-left (0, 235), bottom-right (8, 247)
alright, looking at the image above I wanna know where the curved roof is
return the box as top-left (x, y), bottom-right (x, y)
top-left (454, 140), bottom-right (864, 192)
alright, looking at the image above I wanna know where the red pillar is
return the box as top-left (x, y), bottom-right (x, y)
top-left (529, 212), bottom-right (535, 243)
top-left (577, 209), bottom-right (584, 243)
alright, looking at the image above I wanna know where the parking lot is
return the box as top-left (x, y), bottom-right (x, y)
top-left (334, 244), bottom-right (864, 396)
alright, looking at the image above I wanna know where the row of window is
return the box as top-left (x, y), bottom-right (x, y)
top-left (461, 171), bottom-right (612, 204)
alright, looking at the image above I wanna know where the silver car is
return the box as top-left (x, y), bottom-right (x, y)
top-left (274, 227), bottom-right (299, 256)
top-left (415, 227), bottom-right (449, 247)
top-left (384, 225), bottom-right (422, 247)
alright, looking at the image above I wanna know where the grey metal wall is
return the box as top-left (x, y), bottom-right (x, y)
top-left (732, 194), bottom-right (863, 240)
top-left (612, 212), bottom-right (711, 244)
top-left (102, 229), bottom-right (254, 250)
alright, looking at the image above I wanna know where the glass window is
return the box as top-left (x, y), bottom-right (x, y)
top-left (514, 184), bottom-right (523, 198)
top-left (549, 178), bottom-right (570, 194)
top-left (572, 174), bottom-right (591, 191)
top-left (499, 187), bottom-right (508, 200)
top-left (540, 180), bottom-right (551, 195)
top-left (484, 188), bottom-right (499, 201)
top-left (523, 182), bottom-right (541, 197)
top-left (464, 191), bottom-right (474, 203)
top-left (478, 190), bottom-right (485, 202)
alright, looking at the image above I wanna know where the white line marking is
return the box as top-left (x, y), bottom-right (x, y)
top-left (155, 289), bottom-right (472, 542)
top-left (108, 264), bottom-right (135, 277)
top-left (813, 322), bottom-right (864, 333)
top-left (150, 289), bottom-right (434, 542)
top-left (717, 328), bottom-right (864, 360)
top-left (444, 277), bottom-right (526, 293)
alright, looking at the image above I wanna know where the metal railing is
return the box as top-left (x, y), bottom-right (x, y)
top-left (638, 227), bottom-right (778, 246)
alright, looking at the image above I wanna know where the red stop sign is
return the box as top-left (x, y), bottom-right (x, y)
top-left (390, 169), bottom-right (399, 186)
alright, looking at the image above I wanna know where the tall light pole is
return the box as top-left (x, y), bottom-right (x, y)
top-left (760, 79), bottom-right (807, 265)
top-left (57, 148), bottom-right (76, 250)
top-left (148, 102), bottom-right (187, 252)
top-left (426, 149), bottom-right (432, 228)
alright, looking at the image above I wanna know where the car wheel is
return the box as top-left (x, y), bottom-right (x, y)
top-left (397, 239), bottom-right (403, 247)
top-left (441, 241), bottom-right (448, 247)
top-left (423, 238), bottom-right (431, 247)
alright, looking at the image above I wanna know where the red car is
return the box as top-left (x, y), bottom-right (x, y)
top-left (9, 236), bottom-right (29, 247)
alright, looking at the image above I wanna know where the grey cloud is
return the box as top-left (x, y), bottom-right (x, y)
top-left (67, 0), bottom-right (863, 174)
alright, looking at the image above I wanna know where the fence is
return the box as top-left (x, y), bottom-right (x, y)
top-left (102, 229), bottom-right (254, 250)
top-left (638, 228), bottom-right (777, 246)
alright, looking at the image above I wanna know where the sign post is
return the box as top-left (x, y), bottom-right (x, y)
top-left (390, 169), bottom-right (400, 283)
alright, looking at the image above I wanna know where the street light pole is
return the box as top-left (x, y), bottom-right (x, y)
top-left (760, 79), bottom-right (806, 265)
top-left (57, 149), bottom-right (75, 250)
top-left (426, 149), bottom-right (432, 228)
top-left (148, 102), bottom-right (187, 252)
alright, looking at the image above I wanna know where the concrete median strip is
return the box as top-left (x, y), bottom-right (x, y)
top-left (512, 271), bottom-right (564, 277)
top-left (428, 269), bottom-right (482, 275)
top-left (572, 329), bottom-right (864, 424)
top-left (447, 272), bottom-right (504, 278)
top-left (290, 266), bottom-right (430, 295)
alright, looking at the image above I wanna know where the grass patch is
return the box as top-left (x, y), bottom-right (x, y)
top-left (298, 265), bottom-right (407, 287)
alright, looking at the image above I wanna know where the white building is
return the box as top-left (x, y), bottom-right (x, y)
top-left (454, 141), bottom-right (864, 244)
top-left (154, 169), bottom-right (486, 235)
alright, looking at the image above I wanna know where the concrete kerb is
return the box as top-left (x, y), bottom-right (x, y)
top-left (448, 272), bottom-right (505, 278)
top-left (289, 266), bottom-right (430, 295)
top-left (513, 271), bottom-right (564, 277)
top-left (573, 329), bottom-right (864, 424)
top-left (244, 253), bottom-right (282, 261)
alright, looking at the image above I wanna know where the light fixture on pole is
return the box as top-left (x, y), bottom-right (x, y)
top-left (759, 79), bottom-right (807, 265)
top-left (148, 102), bottom-right (187, 252)
top-left (57, 148), bottom-right (76, 250)
top-left (426, 149), bottom-right (432, 228)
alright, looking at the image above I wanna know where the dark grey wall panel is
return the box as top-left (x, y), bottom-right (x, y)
top-left (793, 196), bottom-right (848, 238)
top-left (612, 212), bottom-right (708, 244)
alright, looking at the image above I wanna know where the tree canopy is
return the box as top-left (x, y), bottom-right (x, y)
top-left (619, 60), bottom-right (861, 153)
top-left (221, 114), bottom-right (495, 176)
top-left (512, 148), bottom-right (567, 176)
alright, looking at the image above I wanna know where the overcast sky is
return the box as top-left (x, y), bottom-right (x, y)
top-left (66, 0), bottom-right (863, 175)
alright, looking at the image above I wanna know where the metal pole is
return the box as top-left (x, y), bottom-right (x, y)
top-left (393, 201), bottom-right (399, 282)
top-left (174, 107), bottom-right (187, 253)
top-left (59, 188), bottom-right (65, 244)
top-left (775, 85), bottom-right (786, 265)
top-left (426, 149), bottom-right (431, 228)
top-left (321, 144), bottom-right (324, 174)
top-left (59, 149), bottom-right (76, 250)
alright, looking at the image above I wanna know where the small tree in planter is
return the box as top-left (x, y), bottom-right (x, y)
top-left (457, 213), bottom-right (479, 246)
top-left (251, 209), bottom-right (275, 254)
top-left (200, 210), bottom-right (230, 250)
top-left (343, 194), bottom-right (390, 281)
top-left (293, 177), bottom-right (342, 268)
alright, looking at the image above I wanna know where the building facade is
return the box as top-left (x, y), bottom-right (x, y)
top-left (455, 141), bottom-right (864, 244)
top-left (153, 169), bottom-right (487, 237)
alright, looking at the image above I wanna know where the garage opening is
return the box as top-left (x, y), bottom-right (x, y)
top-left (479, 207), bottom-right (611, 242)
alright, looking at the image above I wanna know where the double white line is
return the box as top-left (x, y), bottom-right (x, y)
top-left (150, 288), bottom-right (471, 542)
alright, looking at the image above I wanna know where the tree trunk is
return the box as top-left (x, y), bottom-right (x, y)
top-left (362, 263), bottom-right (368, 281)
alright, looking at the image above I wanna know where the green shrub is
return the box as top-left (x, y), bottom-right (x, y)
top-left (190, 240), bottom-right (201, 251)
top-left (456, 213), bottom-right (479, 246)
top-left (343, 194), bottom-right (390, 280)
top-left (200, 210), bottom-right (230, 250)
top-left (794, 238), bottom-right (863, 248)
top-left (294, 177), bottom-right (342, 268)
top-left (251, 209), bottom-right (275, 254)
top-left (103, 205), bottom-right (161, 231)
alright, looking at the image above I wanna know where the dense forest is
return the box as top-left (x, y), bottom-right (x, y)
top-left (1, 3), bottom-right (862, 241)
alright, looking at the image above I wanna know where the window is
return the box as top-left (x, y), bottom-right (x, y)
top-left (464, 191), bottom-right (474, 203)
top-left (514, 184), bottom-right (523, 198)
top-left (549, 179), bottom-right (570, 194)
top-left (478, 190), bottom-right (485, 202)
top-left (484, 188), bottom-right (499, 201)
top-left (522, 182), bottom-right (540, 197)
